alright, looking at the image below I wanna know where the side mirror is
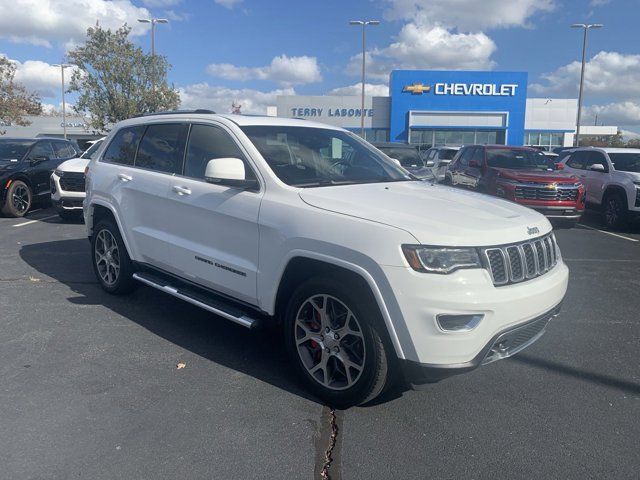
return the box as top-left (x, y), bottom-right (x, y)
top-left (589, 163), bottom-right (605, 172)
top-left (555, 163), bottom-right (565, 170)
top-left (390, 158), bottom-right (401, 167)
top-left (469, 160), bottom-right (481, 168)
top-left (204, 157), bottom-right (258, 189)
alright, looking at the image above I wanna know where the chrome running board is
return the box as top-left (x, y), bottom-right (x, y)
top-left (132, 272), bottom-right (258, 329)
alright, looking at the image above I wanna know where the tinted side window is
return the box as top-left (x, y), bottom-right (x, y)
top-left (135, 123), bottom-right (189, 174)
top-left (52, 141), bottom-right (77, 159)
top-left (471, 147), bottom-right (484, 164)
top-left (184, 124), bottom-right (254, 180)
top-left (103, 126), bottom-right (145, 165)
top-left (566, 151), bottom-right (587, 170)
top-left (29, 141), bottom-right (55, 160)
top-left (459, 147), bottom-right (475, 166)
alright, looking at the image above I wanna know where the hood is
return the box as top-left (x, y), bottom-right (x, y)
top-left (493, 167), bottom-right (578, 184)
top-left (299, 181), bottom-right (551, 247)
top-left (57, 157), bottom-right (89, 173)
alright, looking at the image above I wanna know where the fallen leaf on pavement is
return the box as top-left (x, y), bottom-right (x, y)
top-left (176, 363), bottom-right (186, 370)
top-left (29, 276), bottom-right (41, 282)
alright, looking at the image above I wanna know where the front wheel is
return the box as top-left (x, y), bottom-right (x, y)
top-left (602, 193), bottom-right (627, 230)
top-left (2, 180), bottom-right (32, 217)
top-left (284, 277), bottom-right (390, 408)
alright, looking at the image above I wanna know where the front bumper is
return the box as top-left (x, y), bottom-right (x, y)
top-left (399, 303), bottom-right (561, 386)
top-left (526, 205), bottom-right (584, 219)
top-left (51, 173), bottom-right (85, 210)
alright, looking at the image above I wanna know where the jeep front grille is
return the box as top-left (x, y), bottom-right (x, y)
top-left (481, 233), bottom-right (559, 286)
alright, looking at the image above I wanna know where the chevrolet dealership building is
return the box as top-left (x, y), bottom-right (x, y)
top-left (275, 70), bottom-right (617, 150)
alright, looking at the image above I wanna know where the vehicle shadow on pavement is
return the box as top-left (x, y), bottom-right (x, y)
top-left (19, 238), bottom-right (323, 405)
top-left (579, 210), bottom-right (640, 234)
top-left (513, 354), bottom-right (640, 395)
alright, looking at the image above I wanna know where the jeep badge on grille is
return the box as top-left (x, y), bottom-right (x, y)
top-left (527, 226), bottom-right (540, 235)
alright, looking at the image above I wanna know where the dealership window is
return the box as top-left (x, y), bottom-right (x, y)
top-left (525, 131), bottom-right (564, 151)
top-left (410, 129), bottom-right (505, 148)
top-left (348, 128), bottom-right (389, 142)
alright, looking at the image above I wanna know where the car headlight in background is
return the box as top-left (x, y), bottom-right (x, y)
top-left (402, 245), bottom-right (482, 274)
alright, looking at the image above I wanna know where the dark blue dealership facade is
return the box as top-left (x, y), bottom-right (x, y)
top-left (389, 70), bottom-right (528, 146)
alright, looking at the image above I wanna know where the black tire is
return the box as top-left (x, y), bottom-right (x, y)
top-left (91, 219), bottom-right (137, 295)
top-left (284, 276), bottom-right (390, 408)
top-left (58, 209), bottom-right (83, 222)
top-left (602, 192), bottom-right (628, 230)
top-left (2, 180), bottom-right (32, 217)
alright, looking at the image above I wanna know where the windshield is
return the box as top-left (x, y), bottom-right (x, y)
top-left (80, 139), bottom-right (103, 160)
top-left (241, 126), bottom-right (412, 187)
top-left (486, 148), bottom-right (554, 171)
top-left (377, 146), bottom-right (423, 168)
top-left (609, 153), bottom-right (640, 173)
top-left (0, 140), bottom-right (34, 161)
top-left (439, 149), bottom-right (458, 160)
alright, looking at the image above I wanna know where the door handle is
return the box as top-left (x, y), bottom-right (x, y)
top-left (172, 185), bottom-right (191, 196)
top-left (118, 173), bottom-right (133, 182)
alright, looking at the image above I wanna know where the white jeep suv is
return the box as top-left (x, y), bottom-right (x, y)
top-left (51, 138), bottom-right (104, 220)
top-left (84, 111), bottom-right (568, 407)
top-left (560, 147), bottom-right (640, 229)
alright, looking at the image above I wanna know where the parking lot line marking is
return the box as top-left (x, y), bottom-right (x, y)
top-left (12, 215), bottom-right (58, 228)
top-left (577, 224), bottom-right (639, 243)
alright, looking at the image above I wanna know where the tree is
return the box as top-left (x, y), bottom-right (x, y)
top-left (68, 25), bottom-right (180, 131)
top-left (0, 56), bottom-right (43, 134)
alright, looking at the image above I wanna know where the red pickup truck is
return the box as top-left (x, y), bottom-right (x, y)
top-left (446, 145), bottom-right (585, 226)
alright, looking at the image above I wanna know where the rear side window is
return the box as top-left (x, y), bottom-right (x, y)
top-left (103, 126), bottom-right (145, 165)
top-left (439, 149), bottom-right (458, 160)
top-left (135, 123), bottom-right (189, 174)
top-left (184, 124), bottom-right (253, 180)
top-left (459, 147), bottom-right (475, 166)
top-left (52, 141), bottom-right (77, 159)
top-left (566, 151), bottom-right (587, 170)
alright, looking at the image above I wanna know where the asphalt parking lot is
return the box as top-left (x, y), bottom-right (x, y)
top-left (1, 208), bottom-right (639, 479)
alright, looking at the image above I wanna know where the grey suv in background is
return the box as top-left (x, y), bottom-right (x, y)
top-left (421, 146), bottom-right (460, 182)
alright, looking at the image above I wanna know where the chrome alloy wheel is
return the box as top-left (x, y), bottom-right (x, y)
top-left (605, 197), bottom-right (621, 226)
top-left (94, 229), bottom-right (121, 286)
top-left (294, 294), bottom-right (366, 391)
top-left (12, 184), bottom-right (30, 215)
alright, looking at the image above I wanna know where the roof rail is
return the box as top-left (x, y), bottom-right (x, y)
top-left (138, 109), bottom-right (216, 117)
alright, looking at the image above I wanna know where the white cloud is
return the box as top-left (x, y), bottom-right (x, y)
top-left (0, 0), bottom-right (151, 47)
top-left (385, 0), bottom-right (555, 31)
top-left (590, 0), bottom-right (611, 6)
top-left (207, 54), bottom-right (322, 86)
top-left (141, 0), bottom-right (181, 6)
top-left (1, 55), bottom-right (78, 98)
top-left (348, 19), bottom-right (496, 81)
top-left (178, 82), bottom-right (294, 114)
top-left (585, 102), bottom-right (640, 126)
top-left (327, 83), bottom-right (389, 97)
top-left (530, 51), bottom-right (640, 100)
top-left (215, 0), bottom-right (242, 8)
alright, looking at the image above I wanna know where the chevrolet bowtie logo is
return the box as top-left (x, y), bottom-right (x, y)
top-left (403, 83), bottom-right (431, 94)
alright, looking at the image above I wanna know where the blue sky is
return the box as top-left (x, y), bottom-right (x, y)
top-left (1, 0), bottom-right (639, 134)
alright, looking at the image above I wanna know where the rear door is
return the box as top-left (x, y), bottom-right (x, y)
top-left (162, 123), bottom-right (262, 305)
top-left (100, 123), bottom-right (187, 269)
top-left (582, 151), bottom-right (610, 205)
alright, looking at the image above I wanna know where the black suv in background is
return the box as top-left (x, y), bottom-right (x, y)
top-left (372, 142), bottom-right (434, 180)
top-left (0, 137), bottom-right (81, 217)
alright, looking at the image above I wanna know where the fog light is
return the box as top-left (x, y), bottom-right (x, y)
top-left (436, 314), bottom-right (484, 332)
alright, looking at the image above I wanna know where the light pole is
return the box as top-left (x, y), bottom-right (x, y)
top-left (571, 23), bottom-right (603, 147)
top-left (53, 63), bottom-right (73, 139)
top-left (138, 18), bottom-right (169, 57)
top-left (350, 20), bottom-right (380, 139)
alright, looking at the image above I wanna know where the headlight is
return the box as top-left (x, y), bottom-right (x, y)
top-left (54, 169), bottom-right (64, 177)
top-left (402, 245), bottom-right (482, 274)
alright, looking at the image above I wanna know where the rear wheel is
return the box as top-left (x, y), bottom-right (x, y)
top-left (284, 277), bottom-right (390, 408)
top-left (602, 192), bottom-right (627, 230)
top-left (91, 219), bottom-right (137, 294)
top-left (2, 180), bottom-right (32, 217)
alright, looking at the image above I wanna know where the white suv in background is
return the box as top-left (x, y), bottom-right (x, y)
top-left (51, 138), bottom-right (104, 221)
top-left (421, 146), bottom-right (460, 182)
top-left (84, 111), bottom-right (568, 407)
top-left (560, 147), bottom-right (640, 229)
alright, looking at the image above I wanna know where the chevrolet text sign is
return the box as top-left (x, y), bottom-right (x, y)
top-left (433, 83), bottom-right (518, 96)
